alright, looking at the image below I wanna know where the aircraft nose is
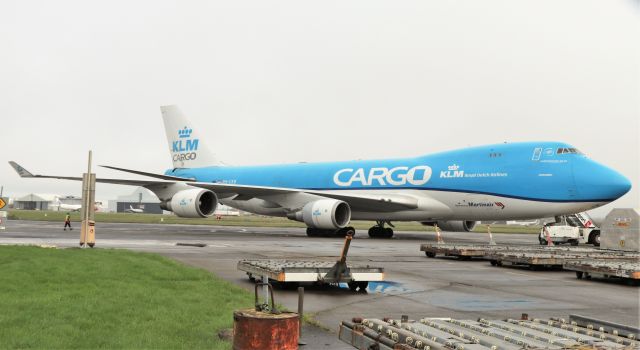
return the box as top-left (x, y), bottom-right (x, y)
top-left (575, 160), bottom-right (632, 201)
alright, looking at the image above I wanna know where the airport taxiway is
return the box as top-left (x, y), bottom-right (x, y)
top-left (3, 220), bottom-right (639, 348)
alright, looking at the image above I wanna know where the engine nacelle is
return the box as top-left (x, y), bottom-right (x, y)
top-left (163, 189), bottom-right (218, 218)
top-left (288, 199), bottom-right (351, 230)
top-left (422, 220), bottom-right (478, 232)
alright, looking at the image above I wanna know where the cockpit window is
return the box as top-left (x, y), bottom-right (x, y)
top-left (556, 148), bottom-right (583, 155)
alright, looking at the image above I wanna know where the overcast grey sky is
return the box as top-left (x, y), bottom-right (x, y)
top-left (1, 0), bottom-right (638, 215)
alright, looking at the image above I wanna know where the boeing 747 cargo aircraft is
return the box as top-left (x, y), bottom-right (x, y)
top-left (10, 106), bottom-right (631, 238)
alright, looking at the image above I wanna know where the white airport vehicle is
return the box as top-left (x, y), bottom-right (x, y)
top-left (539, 212), bottom-right (600, 246)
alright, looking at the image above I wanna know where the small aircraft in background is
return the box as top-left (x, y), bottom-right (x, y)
top-left (125, 205), bottom-right (144, 214)
top-left (55, 198), bottom-right (81, 212)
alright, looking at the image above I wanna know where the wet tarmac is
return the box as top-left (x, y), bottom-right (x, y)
top-left (2, 220), bottom-right (639, 349)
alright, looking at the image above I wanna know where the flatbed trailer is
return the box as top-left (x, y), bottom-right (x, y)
top-left (421, 243), bottom-right (639, 269)
top-left (238, 234), bottom-right (384, 291)
top-left (485, 250), bottom-right (637, 268)
top-left (420, 243), bottom-right (494, 259)
top-left (339, 315), bottom-right (639, 349)
top-left (238, 259), bottom-right (384, 289)
top-left (563, 259), bottom-right (640, 282)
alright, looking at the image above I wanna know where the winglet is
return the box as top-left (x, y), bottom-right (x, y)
top-left (9, 161), bottom-right (34, 177)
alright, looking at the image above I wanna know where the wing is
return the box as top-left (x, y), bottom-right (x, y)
top-left (9, 161), bottom-right (167, 186)
top-left (9, 162), bottom-right (422, 212)
top-left (99, 165), bottom-right (420, 211)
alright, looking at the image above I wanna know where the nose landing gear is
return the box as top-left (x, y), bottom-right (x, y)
top-left (368, 220), bottom-right (394, 239)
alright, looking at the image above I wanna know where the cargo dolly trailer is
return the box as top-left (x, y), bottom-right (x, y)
top-left (238, 234), bottom-right (384, 291)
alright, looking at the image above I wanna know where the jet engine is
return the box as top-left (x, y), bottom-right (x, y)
top-left (288, 199), bottom-right (351, 230)
top-left (422, 220), bottom-right (478, 232)
top-left (162, 188), bottom-right (218, 218)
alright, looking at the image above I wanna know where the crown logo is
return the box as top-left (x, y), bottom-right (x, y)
top-left (178, 126), bottom-right (192, 138)
top-left (448, 164), bottom-right (459, 171)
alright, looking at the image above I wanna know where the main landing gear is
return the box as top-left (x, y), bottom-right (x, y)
top-left (368, 220), bottom-right (394, 239)
top-left (306, 226), bottom-right (355, 238)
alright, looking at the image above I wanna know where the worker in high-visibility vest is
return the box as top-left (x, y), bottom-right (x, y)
top-left (64, 213), bottom-right (72, 231)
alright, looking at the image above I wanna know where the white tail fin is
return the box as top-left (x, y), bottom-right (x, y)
top-left (160, 105), bottom-right (223, 168)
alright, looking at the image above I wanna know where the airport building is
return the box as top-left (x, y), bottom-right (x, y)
top-left (12, 194), bottom-right (84, 211)
top-left (109, 187), bottom-right (162, 214)
top-left (13, 193), bottom-right (60, 210)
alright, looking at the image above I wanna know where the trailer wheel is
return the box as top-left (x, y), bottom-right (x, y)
top-left (425, 252), bottom-right (436, 258)
top-left (348, 281), bottom-right (368, 292)
top-left (576, 271), bottom-right (583, 279)
top-left (357, 281), bottom-right (369, 291)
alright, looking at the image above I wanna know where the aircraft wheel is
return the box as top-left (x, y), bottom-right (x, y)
top-left (368, 226), bottom-right (393, 239)
top-left (425, 252), bottom-right (436, 258)
top-left (306, 228), bottom-right (319, 237)
top-left (339, 226), bottom-right (355, 237)
top-left (576, 271), bottom-right (583, 279)
top-left (590, 231), bottom-right (601, 247)
top-left (348, 282), bottom-right (358, 291)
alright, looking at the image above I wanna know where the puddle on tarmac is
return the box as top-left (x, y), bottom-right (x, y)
top-left (338, 281), bottom-right (412, 294)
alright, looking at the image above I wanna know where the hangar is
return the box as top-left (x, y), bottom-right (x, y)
top-left (13, 193), bottom-right (59, 210)
top-left (109, 187), bottom-right (162, 214)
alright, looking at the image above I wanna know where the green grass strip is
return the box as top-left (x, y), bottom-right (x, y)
top-left (0, 246), bottom-right (253, 349)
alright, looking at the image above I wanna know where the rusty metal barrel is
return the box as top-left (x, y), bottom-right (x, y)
top-left (233, 281), bottom-right (299, 349)
top-left (233, 309), bottom-right (299, 350)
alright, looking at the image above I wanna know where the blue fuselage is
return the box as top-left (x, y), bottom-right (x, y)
top-left (167, 142), bottom-right (630, 204)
